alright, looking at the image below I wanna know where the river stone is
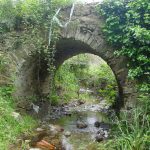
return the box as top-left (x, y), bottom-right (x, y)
top-left (11, 112), bottom-right (22, 122)
top-left (64, 131), bottom-right (71, 137)
top-left (94, 121), bottom-right (101, 128)
top-left (104, 130), bottom-right (109, 138)
top-left (49, 124), bottom-right (64, 135)
top-left (97, 129), bottom-right (105, 136)
top-left (100, 122), bottom-right (110, 131)
top-left (36, 128), bottom-right (45, 132)
top-left (95, 134), bottom-right (104, 142)
top-left (63, 112), bottom-right (72, 116)
top-left (77, 100), bottom-right (85, 105)
top-left (76, 120), bottom-right (88, 129)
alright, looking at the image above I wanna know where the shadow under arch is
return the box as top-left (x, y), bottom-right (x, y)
top-left (54, 38), bottom-right (126, 111)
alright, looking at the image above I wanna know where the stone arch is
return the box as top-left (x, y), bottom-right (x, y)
top-left (13, 26), bottom-right (133, 110)
top-left (8, 3), bottom-right (137, 109)
top-left (14, 36), bottom-right (131, 110)
top-left (54, 38), bottom-right (127, 109)
top-left (55, 51), bottom-right (122, 110)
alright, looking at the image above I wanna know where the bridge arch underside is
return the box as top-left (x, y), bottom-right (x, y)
top-left (15, 37), bottom-right (135, 110)
top-left (55, 38), bottom-right (127, 110)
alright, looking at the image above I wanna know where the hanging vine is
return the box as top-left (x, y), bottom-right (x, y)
top-left (47, 2), bottom-right (75, 107)
top-left (0, 0), bottom-right (75, 105)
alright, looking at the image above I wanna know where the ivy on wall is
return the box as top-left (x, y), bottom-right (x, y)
top-left (98, 0), bottom-right (150, 83)
top-left (0, 0), bottom-right (73, 101)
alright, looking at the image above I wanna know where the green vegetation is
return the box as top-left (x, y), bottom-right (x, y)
top-left (55, 54), bottom-right (117, 104)
top-left (97, 0), bottom-right (150, 149)
top-left (0, 51), bottom-right (36, 149)
top-left (0, 52), bottom-right (7, 73)
top-left (88, 64), bottom-right (117, 104)
top-left (0, 0), bottom-right (149, 149)
top-left (98, 0), bottom-right (150, 85)
top-left (0, 0), bottom-right (73, 32)
top-left (98, 98), bottom-right (150, 150)
top-left (55, 62), bottom-right (79, 102)
top-left (0, 86), bottom-right (37, 149)
top-left (0, 0), bottom-right (74, 102)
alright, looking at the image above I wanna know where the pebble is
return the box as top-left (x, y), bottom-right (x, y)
top-left (97, 129), bottom-right (105, 136)
top-left (25, 140), bottom-right (31, 143)
top-left (76, 120), bottom-right (88, 129)
top-left (36, 128), bottom-right (45, 132)
top-left (64, 131), bottom-right (71, 137)
top-left (95, 134), bottom-right (104, 142)
top-left (94, 121), bottom-right (101, 128)
top-left (104, 130), bottom-right (109, 138)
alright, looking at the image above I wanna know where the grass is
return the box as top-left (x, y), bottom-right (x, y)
top-left (0, 86), bottom-right (37, 150)
top-left (97, 98), bottom-right (150, 150)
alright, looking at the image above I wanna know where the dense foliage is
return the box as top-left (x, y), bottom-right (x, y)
top-left (54, 62), bottom-right (79, 103)
top-left (94, 64), bottom-right (117, 104)
top-left (98, 1), bottom-right (150, 149)
top-left (0, 0), bottom-right (74, 100)
top-left (99, 0), bottom-right (150, 83)
top-left (0, 0), bottom-right (72, 33)
top-left (55, 54), bottom-right (117, 104)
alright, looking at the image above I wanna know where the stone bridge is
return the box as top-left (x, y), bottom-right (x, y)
top-left (0, 3), bottom-right (137, 109)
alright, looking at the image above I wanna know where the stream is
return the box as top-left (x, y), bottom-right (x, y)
top-left (12, 93), bottom-right (112, 150)
top-left (52, 110), bottom-right (109, 150)
top-left (39, 98), bottom-right (111, 150)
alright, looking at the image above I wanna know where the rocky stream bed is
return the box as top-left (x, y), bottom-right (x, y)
top-left (10, 99), bottom-right (113, 150)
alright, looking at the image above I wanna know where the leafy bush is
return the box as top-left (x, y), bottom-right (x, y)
top-left (112, 107), bottom-right (149, 149)
top-left (55, 61), bottom-right (80, 102)
top-left (0, 0), bottom-right (73, 32)
top-left (98, 0), bottom-right (150, 82)
top-left (87, 64), bottom-right (117, 104)
top-left (97, 1), bottom-right (150, 149)
top-left (55, 54), bottom-right (117, 104)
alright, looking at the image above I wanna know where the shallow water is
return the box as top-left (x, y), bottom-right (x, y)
top-left (51, 110), bottom-right (109, 150)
